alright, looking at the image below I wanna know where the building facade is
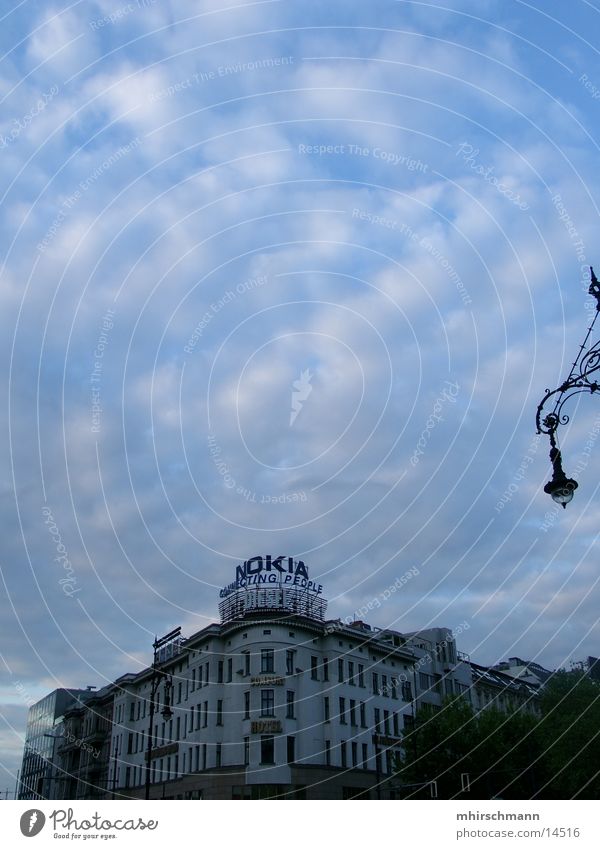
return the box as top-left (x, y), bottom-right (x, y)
top-left (18, 688), bottom-right (96, 800)
top-left (18, 555), bottom-right (542, 800)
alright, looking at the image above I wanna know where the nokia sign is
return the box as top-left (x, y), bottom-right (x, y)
top-left (219, 556), bottom-right (323, 598)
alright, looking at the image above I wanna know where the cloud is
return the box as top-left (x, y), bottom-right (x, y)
top-left (3, 0), bottom-right (600, 785)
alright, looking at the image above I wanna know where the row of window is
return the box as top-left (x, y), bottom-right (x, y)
top-left (119, 737), bottom-right (392, 787)
top-left (120, 694), bottom-right (411, 756)
top-left (120, 649), bottom-right (421, 726)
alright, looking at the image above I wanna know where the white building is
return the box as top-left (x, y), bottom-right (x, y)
top-left (108, 555), bottom-right (473, 799)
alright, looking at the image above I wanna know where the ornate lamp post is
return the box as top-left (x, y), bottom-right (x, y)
top-left (536, 268), bottom-right (600, 506)
top-left (144, 628), bottom-right (180, 800)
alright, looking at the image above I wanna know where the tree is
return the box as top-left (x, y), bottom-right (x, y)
top-left (398, 697), bottom-right (542, 799)
top-left (537, 670), bottom-right (600, 799)
top-left (474, 706), bottom-right (541, 798)
top-left (398, 697), bottom-right (479, 798)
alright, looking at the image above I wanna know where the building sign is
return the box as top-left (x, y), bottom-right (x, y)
top-left (251, 675), bottom-right (284, 687)
top-left (220, 556), bottom-right (323, 598)
top-left (251, 720), bottom-right (282, 734)
top-left (218, 556), bottom-right (328, 625)
top-left (145, 742), bottom-right (179, 762)
top-left (372, 734), bottom-right (403, 748)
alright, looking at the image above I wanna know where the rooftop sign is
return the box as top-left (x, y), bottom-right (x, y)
top-left (220, 556), bottom-right (323, 598)
top-left (218, 556), bottom-right (327, 624)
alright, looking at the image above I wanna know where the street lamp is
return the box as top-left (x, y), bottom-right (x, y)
top-left (536, 267), bottom-right (600, 506)
top-left (542, 439), bottom-right (578, 508)
top-left (144, 628), bottom-right (180, 800)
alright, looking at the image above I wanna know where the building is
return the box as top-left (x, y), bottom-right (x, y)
top-left (492, 657), bottom-right (553, 688)
top-left (18, 554), bottom-right (541, 800)
top-left (54, 684), bottom-right (116, 799)
top-left (470, 663), bottom-right (541, 716)
top-left (18, 688), bottom-right (97, 800)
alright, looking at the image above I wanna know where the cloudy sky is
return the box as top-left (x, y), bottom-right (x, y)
top-left (2, 0), bottom-right (600, 789)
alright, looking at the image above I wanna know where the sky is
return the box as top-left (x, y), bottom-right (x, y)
top-left (2, 0), bottom-right (600, 790)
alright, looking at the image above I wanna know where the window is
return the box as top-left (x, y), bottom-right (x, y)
top-left (177, 682), bottom-right (182, 703)
top-left (374, 708), bottom-right (381, 733)
top-left (192, 668), bottom-right (196, 691)
top-left (263, 629), bottom-right (271, 635)
top-left (261, 649), bottom-right (274, 673)
top-left (348, 661), bottom-right (355, 685)
top-left (352, 741), bottom-right (358, 767)
top-left (404, 714), bottom-right (415, 730)
top-left (340, 741), bottom-right (347, 768)
top-left (324, 696), bottom-right (330, 723)
top-left (243, 651), bottom-right (251, 676)
top-left (217, 661), bottom-right (224, 683)
top-left (325, 739), bottom-right (331, 766)
top-left (286, 690), bottom-right (295, 719)
top-left (372, 672), bottom-right (379, 695)
top-left (190, 705), bottom-right (194, 730)
top-left (360, 702), bottom-right (366, 727)
top-left (286, 649), bottom-right (295, 675)
top-left (216, 743), bottom-right (222, 768)
top-left (287, 736), bottom-right (295, 764)
top-left (382, 675), bottom-right (388, 697)
top-left (244, 737), bottom-right (250, 766)
top-left (260, 735), bottom-right (275, 764)
top-left (358, 664), bottom-right (365, 688)
top-left (349, 699), bottom-right (357, 726)
top-left (227, 658), bottom-right (233, 683)
top-left (323, 657), bottom-right (329, 681)
top-left (129, 702), bottom-right (135, 721)
top-left (125, 766), bottom-right (131, 788)
top-left (176, 716), bottom-right (181, 740)
top-left (203, 701), bottom-right (208, 727)
top-left (383, 710), bottom-right (390, 735)
top-left (127, 733), bottom-right (133, 754)
top-left (194, 745), bottom-right (200, 771)
top-left (419, 672), bottom-right (431, 691)
top-left (362, 743), bottom-right (368, 769)
top-left (216, 700), bottom-right (223, 726)
top-left (393, 712), bottom-right (399, 737)
top-left (311, 656), bottom-right (319, 680)
top-left (196, 703), bottom-right (201, 730)
top-left (338, 658), bottom-right (344, 683)
top-left (385, 749), bottom-right (393, 775)
top-left (391, 679), bottom-right (398, 700)
top-left (202, 743), bottom-right (207, 770)
top-left (261, 689), bottom-right (275, 717)
top-left (339, 696), bottom-right (347, 724)
top-left (243, 691), bottom-right (250, 720)
top-left (401, 681), bottom-right (413, 701)
top-left (204, 663), bottom-right (209, 685)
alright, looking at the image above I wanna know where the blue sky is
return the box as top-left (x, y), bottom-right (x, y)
top-left (2, 0), bottom-right (600, 788)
